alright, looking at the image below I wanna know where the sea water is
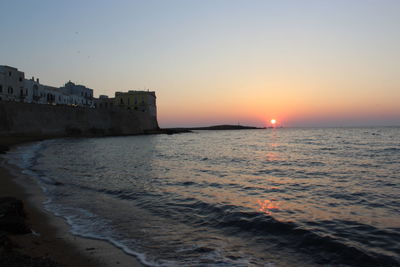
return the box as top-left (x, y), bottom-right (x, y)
top-left (5, 128), bottom-right (400, 266)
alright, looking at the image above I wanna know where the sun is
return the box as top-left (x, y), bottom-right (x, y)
top-left (270, 119), bottom-right (277, 125)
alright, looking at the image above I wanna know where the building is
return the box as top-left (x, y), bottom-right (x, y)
top-left (94, 95), bottom-right (115, 109)
top-left (24, 77), bottom-right (41, 103)
top-left (0, 65), bottom-right (158, 119)
top-left (0, 66), bottom-right (25, 102)
top-left (59, 81), bottom-right (94, 107)
top-left (115, 90), bottom-right (157, 117)
top-left (24, 77), bottom-right (72, 105)
top-left (43, 85), bottom-right (67, 105)
top-left (21, 77), bottom-right (93, 107)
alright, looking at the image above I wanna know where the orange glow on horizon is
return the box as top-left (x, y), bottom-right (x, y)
top-left (157, 84), bottom-right (400, 127)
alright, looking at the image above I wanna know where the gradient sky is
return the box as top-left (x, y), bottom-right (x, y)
top-left (1, 0), bottom-right (399, 127)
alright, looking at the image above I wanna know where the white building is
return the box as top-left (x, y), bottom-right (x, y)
top-left (0, 66), bottom-right (26, 102)
top-left (23, 77), bottom-right (93, 107)
top-left (1, 65), bottom-right (106, 109)
top-left (60, 81), bottom-right (94, 107)
top-left (24, 77), bottom-right (44, 104)
top-left (1, 65), bottom-right (157, 115)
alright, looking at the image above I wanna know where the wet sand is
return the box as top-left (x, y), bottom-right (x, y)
top-left (0, 138), bottom-right (144, 267)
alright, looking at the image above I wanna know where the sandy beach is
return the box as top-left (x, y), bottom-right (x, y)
top-left (0, 138), bottom-right (144, 267)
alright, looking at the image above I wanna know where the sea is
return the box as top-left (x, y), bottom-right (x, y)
top-left (5, 128), bottom-right (400, 266)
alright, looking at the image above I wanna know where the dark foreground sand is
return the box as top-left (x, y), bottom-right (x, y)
top-left (0, 138), bottom-right (143, 267)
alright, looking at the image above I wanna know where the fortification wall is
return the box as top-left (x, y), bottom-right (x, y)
top-left (0, 102), bottom-right (159, 137)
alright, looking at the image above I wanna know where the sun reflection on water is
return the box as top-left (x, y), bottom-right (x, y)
top-left (266, 152), bottom-right (279, 162)
top-left (257, 199), bottom-right (280, 215)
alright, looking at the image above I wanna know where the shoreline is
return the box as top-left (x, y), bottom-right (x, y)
top-left (0, 140), bottom-right (144, 267)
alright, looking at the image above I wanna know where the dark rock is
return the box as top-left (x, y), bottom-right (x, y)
top-left (0, 197), bottom-right (26, 218)
top-left (0, 231), bottom-right (12, 251)
top-left (0, 145), bottom-right (9, 154)
top-left (0, 198), bottom-right (30, 234)
top-left (187, 124), bottom-right (262, 130)
top-left (0, 215), bottom-right (31, 235)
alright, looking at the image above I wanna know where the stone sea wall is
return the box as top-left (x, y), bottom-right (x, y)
top-left (0, 101), bottom-right (159, 137)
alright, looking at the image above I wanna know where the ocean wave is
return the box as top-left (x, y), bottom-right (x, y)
top-left (214, 209), bottom-right (399, 266)
top-left (8, 129), bottom-right (400, 266)
top-left (141, 198), bottom-right (400, 266)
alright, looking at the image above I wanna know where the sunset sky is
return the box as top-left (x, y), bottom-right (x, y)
top-left (1, 0), bottom-right (399, 127)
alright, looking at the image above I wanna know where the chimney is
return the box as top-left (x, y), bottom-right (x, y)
top-left (36, 78), bottom-right (39, 84)
top-left (32, 76), bottom-right (34, 81)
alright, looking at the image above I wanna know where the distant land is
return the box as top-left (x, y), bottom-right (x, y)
top-left (160, 125), bottom-right (266, 135)
top-left (189, 124), bottom-right (265, 130)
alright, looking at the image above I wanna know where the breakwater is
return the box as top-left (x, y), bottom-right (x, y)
top-left (0, 102), bottom-right (159, 137)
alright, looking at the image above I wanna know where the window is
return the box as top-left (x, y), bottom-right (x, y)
top-left (8, 87), bottom-right (13, 94)
top-left (19, 77), bottom-right (23, 82)
top-left (0, 84), bottom-right (2, 93)
top-left (120, 98), bottom-right (124, 104)
top-left (9, 72), bottom-right (11, 76)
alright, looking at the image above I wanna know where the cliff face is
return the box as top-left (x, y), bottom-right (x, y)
top-left (0, 102), bottom-right (159, 137)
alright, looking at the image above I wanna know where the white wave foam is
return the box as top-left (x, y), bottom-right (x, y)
top-left (44, 202), bottom-right (165, 267)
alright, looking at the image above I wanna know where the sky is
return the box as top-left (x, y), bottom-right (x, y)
top-left (1, 0), bottom-right (399, 127)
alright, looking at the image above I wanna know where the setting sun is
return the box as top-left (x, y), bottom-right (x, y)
top-left (271, 119), bottom-right (277, 125)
